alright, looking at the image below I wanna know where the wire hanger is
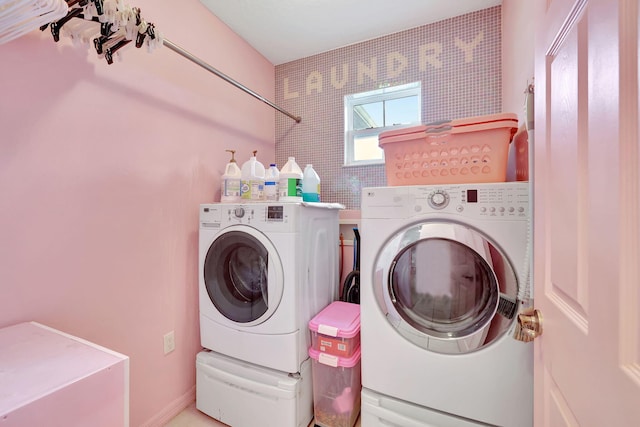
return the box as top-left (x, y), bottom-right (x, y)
top-left (0, 0), bottom-right (69, 44)
top-left (31, 0), bottom-right (302, 122)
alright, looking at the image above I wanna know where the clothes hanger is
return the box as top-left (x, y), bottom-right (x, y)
top-left (0, 0), bottom-right (68, 44)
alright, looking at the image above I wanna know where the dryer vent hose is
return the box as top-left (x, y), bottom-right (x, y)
top-left (341, 227), bottom-right (360, 304)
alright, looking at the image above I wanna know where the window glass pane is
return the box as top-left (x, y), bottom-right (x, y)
top-left (354, 134), bottom-right (384, 161)
top-left (344, 81), bottom-right (421, 166)
top-left (385, 95), bottom-right (420, 126)
top-left (353, 102), bottom-right (383, 130)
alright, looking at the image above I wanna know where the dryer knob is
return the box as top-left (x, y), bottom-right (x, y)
top-left (428, 191), bottom-right (449, 209)
top-left (234, 207), bottom-right (245, 218)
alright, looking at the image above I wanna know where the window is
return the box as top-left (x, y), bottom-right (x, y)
top-left (344, 82), bottom-right (421, 166)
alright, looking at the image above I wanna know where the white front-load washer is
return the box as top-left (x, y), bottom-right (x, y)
top-left (199, 202), bottom-right (341, 374)
top-left (360, 182), bottom-right (533, 427)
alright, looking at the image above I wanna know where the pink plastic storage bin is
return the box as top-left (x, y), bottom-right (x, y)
top-left (309, 347), bottom-right (362, 427)
top-left (309, 301), bottom-right (360, 358)
top-left (378, 113), bottom-right (519, 185)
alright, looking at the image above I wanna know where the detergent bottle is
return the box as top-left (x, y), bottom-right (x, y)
top-left (278, 157), bottom-right (303, 202)
top-left (302, 164), bottom-right (321, 202)
top-left (264, 163), bottom-right (280, 201)
top-left (240, 150), bottom-right (266, 202)
top-left (220, 149), bottom-right (242, 202)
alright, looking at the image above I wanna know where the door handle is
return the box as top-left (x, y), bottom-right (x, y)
top-left (513, 308), bottom-right (543, 342)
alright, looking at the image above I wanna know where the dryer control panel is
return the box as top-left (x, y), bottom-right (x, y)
top-left (454, 185), bottom-right (529, 218)
top-left (361, 182), bottom-right (530, 220)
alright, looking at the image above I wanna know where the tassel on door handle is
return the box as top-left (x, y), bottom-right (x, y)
top-left (514, 308), bottom-right (543, 342)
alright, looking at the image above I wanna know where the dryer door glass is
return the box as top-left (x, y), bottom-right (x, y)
top-left (376, 222), bottom-right (518, 354)
top-left (390, 238), bottom-right (497, 336)
top-left (204, 231), bottom-right (269, 323)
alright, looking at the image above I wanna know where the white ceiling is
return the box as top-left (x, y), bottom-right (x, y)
top-left (199, 0), bottom-right (502, 65)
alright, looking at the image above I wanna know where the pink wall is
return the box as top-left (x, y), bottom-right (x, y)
top-left (0, 1), bottom-right (275, 425)
top-left (502, 0), bottom-right (536, 121)
top-left (501, 0), bottom-right (536, 181)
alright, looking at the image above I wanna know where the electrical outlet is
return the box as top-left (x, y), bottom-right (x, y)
top-left (163, 331), bottom-right (175, 355)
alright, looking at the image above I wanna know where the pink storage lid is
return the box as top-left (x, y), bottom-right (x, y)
top-left (308, 301), bottom-right (360, 338)
top-left (379, 113), bottom-right (518, 145)
top-left (308, 347), bottom-right (361, 367)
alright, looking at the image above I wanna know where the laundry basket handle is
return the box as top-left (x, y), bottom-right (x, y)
top-left (424, 119), bottom-right (452, 135)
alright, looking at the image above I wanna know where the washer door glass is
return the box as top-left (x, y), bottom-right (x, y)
top-left (375, 222), bottom-right (518, 354)
top-left (204, 227), bottom-right (283, 324)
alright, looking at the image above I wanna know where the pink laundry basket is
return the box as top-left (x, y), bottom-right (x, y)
top-left (379, 113), bottom-right (519, 186)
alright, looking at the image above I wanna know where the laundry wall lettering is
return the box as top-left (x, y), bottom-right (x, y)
top-left (274, 7), bottom-right (501, 211)
top-left (283, 31), bottom-right (484, 99)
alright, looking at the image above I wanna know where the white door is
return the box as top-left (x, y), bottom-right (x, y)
top-left (534, 0), bottom-right (640, 425)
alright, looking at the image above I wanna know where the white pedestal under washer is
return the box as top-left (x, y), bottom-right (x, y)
top-left (199, 202), bottom-right (342, 374)
top-left (196, 350), bottom-right (313, 427)
top-left (360, 182), bottom-right (533, 427)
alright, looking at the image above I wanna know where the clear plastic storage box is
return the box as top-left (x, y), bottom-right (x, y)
top-left (308, 301), bottom-right (360, 358)
top-left (309, 347), bottom-right (362, 427)
top-left (378, 113), bottom-right (518, 186)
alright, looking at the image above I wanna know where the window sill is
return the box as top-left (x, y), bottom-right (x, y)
top-left (342, 160), bottom-right (385, 168)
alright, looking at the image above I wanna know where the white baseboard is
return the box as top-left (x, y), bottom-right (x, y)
top-left (141, 385), bottom-right (196, 427)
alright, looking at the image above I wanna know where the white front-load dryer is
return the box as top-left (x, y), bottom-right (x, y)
top-left (360, 182), bottom-right (533, 427)
top-left (199, 202), bottom-right (341, 374)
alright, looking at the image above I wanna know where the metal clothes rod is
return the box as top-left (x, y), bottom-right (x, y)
top-left (162, 38), bottom-right (301, 123)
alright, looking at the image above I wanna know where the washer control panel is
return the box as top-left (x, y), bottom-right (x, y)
top-left (199, 203), bottom-right (299, 232)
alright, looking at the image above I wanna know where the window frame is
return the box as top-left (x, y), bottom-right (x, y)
top-left (344, 81), bottom-right (422, 167)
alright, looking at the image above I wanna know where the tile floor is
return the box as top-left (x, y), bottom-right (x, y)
top-left (165, 403), bottom-right (223, 427)
top-left (165, 402), bottom-right (362, 427)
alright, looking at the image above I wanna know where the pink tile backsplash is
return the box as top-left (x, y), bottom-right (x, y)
top-left (275, 6), bottom-right (502, 209)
